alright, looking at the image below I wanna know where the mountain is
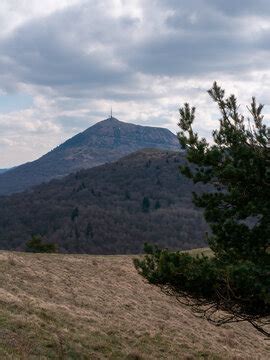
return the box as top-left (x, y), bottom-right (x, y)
top-left (0, 251), bottom-right (267, 359)
top-left (0, 149), bottom-right (208, 254)
top-left (0, 169), bottom-right (9, 174)
top-left (0, 117), bottom-right (180, 195)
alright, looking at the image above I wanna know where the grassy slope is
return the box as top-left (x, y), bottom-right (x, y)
top-left (0, 251), bottom-right (269, 359)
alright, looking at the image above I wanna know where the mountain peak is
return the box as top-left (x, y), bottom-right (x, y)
top-left (102, 116), bottom-right (121, 123)
top-left (97, 117), bottom-right (125, 127)
top-left (0, 118), bottom-right (180, 195)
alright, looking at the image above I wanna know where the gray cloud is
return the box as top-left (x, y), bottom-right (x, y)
top-left (2, 0), bottom-right (269, 91)
top-left (128, 1), bottom-right (270, 77)
top-left (157, 0), bottom-right (270, 16)
top-left (1, 1), bottom-right (270, 93)
top-left (207, 0), bottom-right (270, 16)
top-left (0, 6), bottom-right (134, 90)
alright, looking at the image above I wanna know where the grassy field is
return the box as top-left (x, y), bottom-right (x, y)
top-left (0, 251), bottom-right (269, 359)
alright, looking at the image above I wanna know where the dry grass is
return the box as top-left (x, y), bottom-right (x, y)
top-left (0, 251), bottom-right (269, 359)
top-left (183, 247), bottom-right (213, 257)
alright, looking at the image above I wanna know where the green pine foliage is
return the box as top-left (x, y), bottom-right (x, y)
top-left (71, 207), bottom-right (79, 222)
top-left (135, 82), bottom-right (270, 336)
top-left (142, 196), bottom-right (150, 213)
top-left (26, 235), bottom-right (57, 253)
top-left (154, 200), bottom-right (161, 210)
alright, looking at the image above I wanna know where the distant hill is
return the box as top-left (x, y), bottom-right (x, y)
top-left (0, 149), bottom-right (208, 254)
top-left (0, 117), bottom-right (179, 195)
top-left (0, 251), bottom-right (268, 359)
top-left (0, 169), bottom-right (9, 174)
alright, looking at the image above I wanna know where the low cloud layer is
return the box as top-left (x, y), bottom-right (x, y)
top-left (0, 0), bottom-right (270, 167)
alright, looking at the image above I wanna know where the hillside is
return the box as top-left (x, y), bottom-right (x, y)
top-left (0, 149), bottom-right (208, 253)
top-left (0, 169), bottom-right (8, 174)
top-left (0, 118), bottom-right (179, 195)
top-left (0, 251), bottom-right (269, 359)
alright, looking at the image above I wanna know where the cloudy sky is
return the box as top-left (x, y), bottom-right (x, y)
top-left (0, 0), bottom-right (270, 167)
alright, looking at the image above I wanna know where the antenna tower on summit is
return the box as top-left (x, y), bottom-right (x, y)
top-left (110, 107), bottom-right (113, 119)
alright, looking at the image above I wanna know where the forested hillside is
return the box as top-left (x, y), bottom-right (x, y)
top-left (0, 149), bottom-right (208, 253)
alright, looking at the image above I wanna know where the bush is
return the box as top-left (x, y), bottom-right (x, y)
top-left (26, 235), bottom-right (57, 253)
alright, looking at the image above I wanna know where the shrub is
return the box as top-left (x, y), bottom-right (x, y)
top-left (26, 235), bottom-right (57, 253)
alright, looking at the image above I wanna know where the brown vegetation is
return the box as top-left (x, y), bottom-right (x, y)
top-left (0, 251), bottom-right (269, 359)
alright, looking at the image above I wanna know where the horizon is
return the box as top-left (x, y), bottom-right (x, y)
top-left (1, 1), bottom-right (270, 167)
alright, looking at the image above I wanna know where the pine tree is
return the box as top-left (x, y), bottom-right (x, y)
top-left (154, 200), bottom-right (161, 210)
top-left (135, 82), bottom-right (270, 336)
top-left (71, 207), bottom-right (79, 221)
top-left (142, 196), bottom-right (150, 213)
top-left (178, 82), bottom-right (269, 263)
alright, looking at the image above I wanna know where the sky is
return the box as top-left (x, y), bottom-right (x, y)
top-left (0, 0), bottom-right (270, 167)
